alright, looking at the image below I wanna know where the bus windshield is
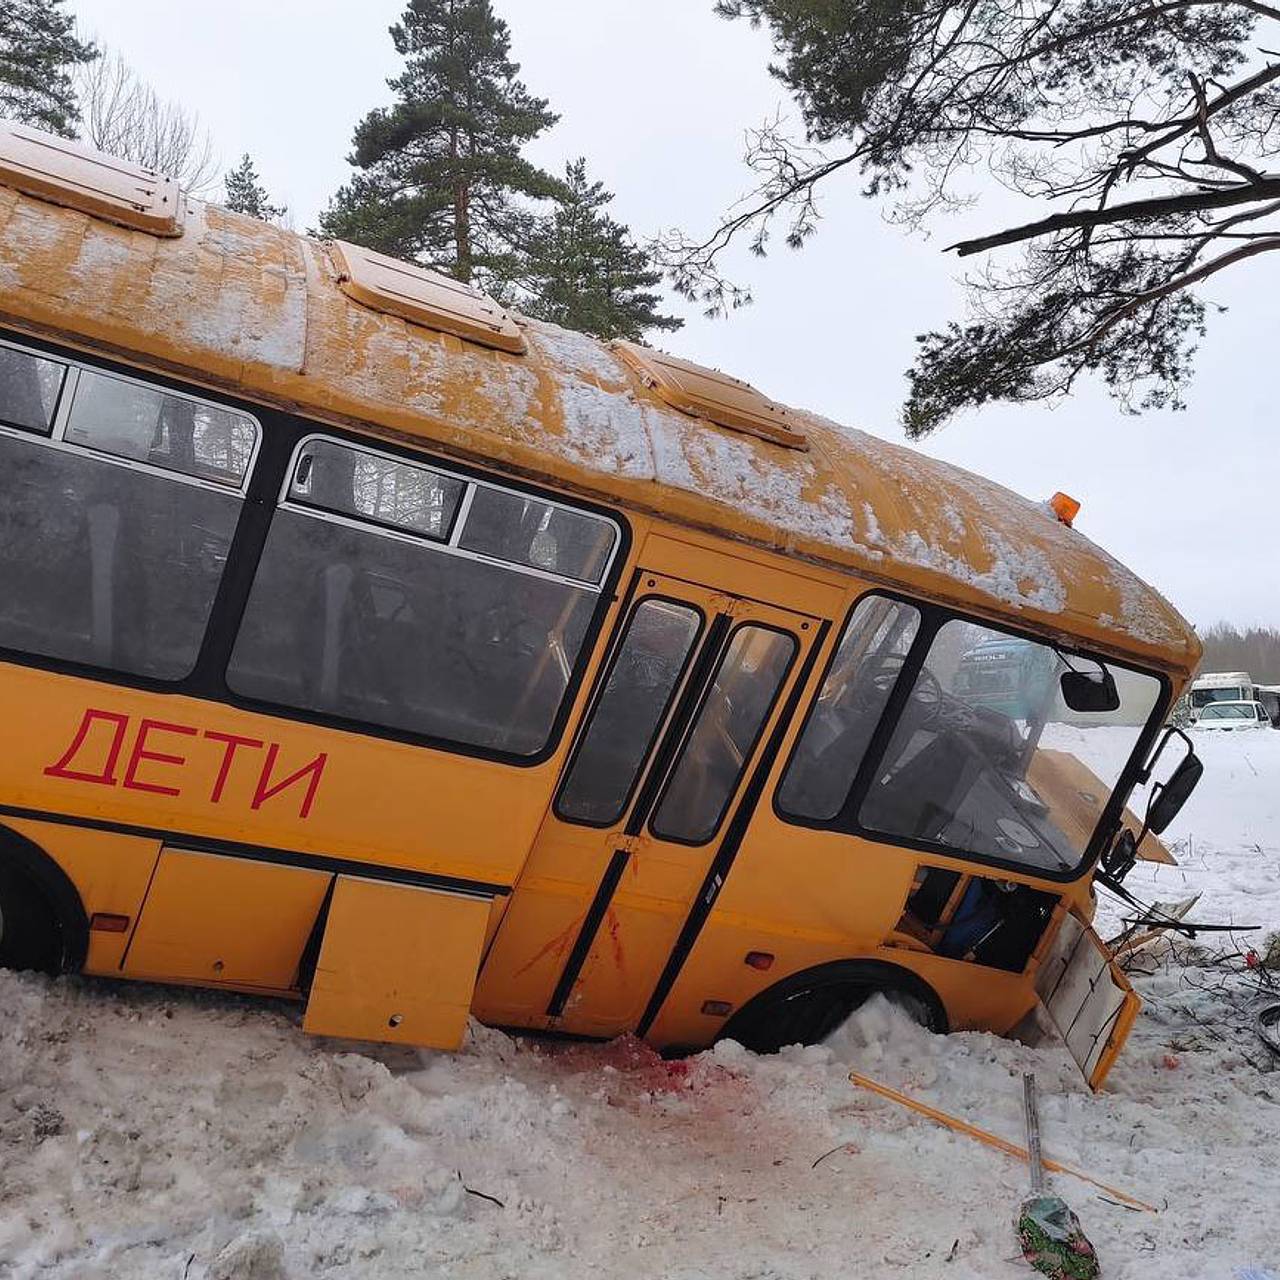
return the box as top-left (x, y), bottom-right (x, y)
top-left (780, 602), bottom-right (1164, 876)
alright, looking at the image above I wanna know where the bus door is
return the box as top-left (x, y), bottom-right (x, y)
top-left (474, 569), bottom-right (820, 1038)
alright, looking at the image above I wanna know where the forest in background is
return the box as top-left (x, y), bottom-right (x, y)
top-left (1199, 623), bottom-right (1280, 684)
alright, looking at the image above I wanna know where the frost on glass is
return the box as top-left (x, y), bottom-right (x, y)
top-left (291, 438), bottom-right (465, 541)
top-left (228, 509), bottom-right (598, 755)
top-left (778, 596), bottom-right (922, 821)
top-left (68, 369), bottom-right (257, 487)
top-left (460, 486), bottom-right (616, 584)
top-left (558, 599), bottom-right (702, 825)
top-left (0, 432), bottom-right (240, 678)
top-left (652, 626), bottom-right (795, 844)
top-left (0, 346), bottom-right (64, 435)
top-left (859, 619), bottom-right (1162, 873)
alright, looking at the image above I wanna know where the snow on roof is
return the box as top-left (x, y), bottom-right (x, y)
top-left (0, 184), bottom-right (1200, 675)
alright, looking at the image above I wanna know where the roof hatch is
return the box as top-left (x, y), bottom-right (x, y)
top-left (0, 119), bottom-right (185, 237)
top-left (328, 240), bottom-right (526, 355)
top-left (613, 340), bottom-right (808, 450)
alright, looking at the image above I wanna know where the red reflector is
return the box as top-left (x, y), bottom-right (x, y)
top-left (745, 951), bottom-right (774, 971)
top-left (90, 913), bottom-right (130, 933)
top-left (701, 1000), bottom-right (733, 1017)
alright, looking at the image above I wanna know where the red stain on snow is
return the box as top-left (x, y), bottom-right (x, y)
top-left (544, 1035), bottom-right (749, 1107)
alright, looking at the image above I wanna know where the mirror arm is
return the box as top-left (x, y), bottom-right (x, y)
top-left (1137, 724), bottom-right (1194, 786)
top-left (1134, 803), bottom-right (1156, 851)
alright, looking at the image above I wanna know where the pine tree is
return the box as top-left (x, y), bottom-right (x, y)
top-left (224, 154), bottom-right (285, 222)
top-left (0, 0), bottom-right (96, 137)
top-left (526, 159), bottom-right (682, 341)
top-left (318, 0), bottom-right (560, 291)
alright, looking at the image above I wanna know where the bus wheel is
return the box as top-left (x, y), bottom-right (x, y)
top-left (717, 960), bottom-right (947, 1054)
top-left (0, 862), bottom-right (64, 975)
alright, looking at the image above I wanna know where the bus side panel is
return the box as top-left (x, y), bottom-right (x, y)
top-left (646, 908), bottom-right (1038, 1049)
top-left (643, 805), bottom-right (1068, 1048)
top-left (472, 833), bottom-right (604, 1028)
top-left (123, 849), bottom-right (331, 991)
top-left (0, 662), bottom-right (558, 892)
top-left (2, 816), bottom-right (160, 974)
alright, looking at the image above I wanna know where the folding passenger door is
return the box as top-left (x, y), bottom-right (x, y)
top-left (473, 566), bottom-right (822, 1039)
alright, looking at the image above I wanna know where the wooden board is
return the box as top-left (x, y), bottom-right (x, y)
top-left (1030, 749), bottom-right (1176, 865)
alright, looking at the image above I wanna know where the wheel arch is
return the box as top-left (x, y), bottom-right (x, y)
top-left (0, 822), bottom-right (90, 973)
top-left (718, 956), bottom-right (950, 1052)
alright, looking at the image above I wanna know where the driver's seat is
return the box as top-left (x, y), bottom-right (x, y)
top-left (861, 729), bottom-right (980, 843)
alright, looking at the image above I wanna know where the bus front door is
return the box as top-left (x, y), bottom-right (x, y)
top-left (473, 569), bottom-right (820, 1040)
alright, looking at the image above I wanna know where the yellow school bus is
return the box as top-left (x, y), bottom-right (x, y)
top-left (0, 123), bottom-right (1203, 1088)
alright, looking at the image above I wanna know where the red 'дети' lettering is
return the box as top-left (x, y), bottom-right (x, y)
top-left (251, 744), bottom-right (328, 821)
top-left (43, 709), bottom-right (130, 785)
top-left (205, 731), bottom-right (265, 804)
top-left (122, 719), bottom-right (198, 797)
top-left (43, 711), bottom-right (327, 820)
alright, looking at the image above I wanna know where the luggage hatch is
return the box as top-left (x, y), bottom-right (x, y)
top-left (124, 848), bottom-right (330, 990)
top-left (303, 876), bottom-right (493, 1050)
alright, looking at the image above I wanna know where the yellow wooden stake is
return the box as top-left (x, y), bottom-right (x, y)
top-left (849, 1072), bottom-right (1157, 1214)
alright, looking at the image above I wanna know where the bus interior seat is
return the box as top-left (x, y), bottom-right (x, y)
top-left (862, 728), bottom-right (981, 844)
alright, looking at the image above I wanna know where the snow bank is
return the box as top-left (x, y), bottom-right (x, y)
top-left (1, 734), bottom-right (1277, 1280)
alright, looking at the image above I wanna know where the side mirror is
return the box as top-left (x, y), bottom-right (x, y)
top-left (1146, 752), bottom-right (1203, 835)
top-left (1061, 667), bottom-right (1120, 713)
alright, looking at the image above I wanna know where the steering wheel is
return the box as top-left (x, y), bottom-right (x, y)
top-left (839, 658), bottom-right (945, 733)
top-left (848, 656), bottom-right (907, 711)
top-left (905, 666), bottom-right (944, 728)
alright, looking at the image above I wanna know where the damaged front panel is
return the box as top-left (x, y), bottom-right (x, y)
top-left (1034, 908), bottom-right (1140, 1091)
top-left (895, 866), bottom-right (1059, 974)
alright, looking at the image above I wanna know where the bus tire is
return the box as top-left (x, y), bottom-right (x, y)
top-left (717, 959), bottom-right (947, 1053)
top-left (0, 828), bottom-right (88, 976)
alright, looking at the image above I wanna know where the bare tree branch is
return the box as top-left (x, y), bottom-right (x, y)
top-left (75, 50), bottom-right (219, 194)
top-left (952, 174), bottom-right (1280, 256)
top-left (693, 0), bottom-right (1280, 428)
top-left (1059, 233), bottom-right (1280, 355)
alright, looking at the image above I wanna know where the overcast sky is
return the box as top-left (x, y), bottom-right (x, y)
top-left (68, 0), bottom-right (1280, 630)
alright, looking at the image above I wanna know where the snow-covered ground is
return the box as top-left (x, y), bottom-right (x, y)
top-left (2, 734), bottom-right (1277, 1280)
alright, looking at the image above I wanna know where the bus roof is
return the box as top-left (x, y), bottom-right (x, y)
top-left (0, 165), bottom-right (1200, 678)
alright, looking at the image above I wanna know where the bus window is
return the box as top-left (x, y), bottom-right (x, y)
top-left (67, 368), bottom-right (257, 488)
top-left (650, 626), bottom-right (796, 845)
top-left (858, 620), bottom-right (1162, 874)
top-left (556, 598), bottom-right (703, 825)
top-left (291, 436), bottom-right (465, 541)
top-left (460, 486), bottom-right (615, 584)
top-left (228, 437), bottom-right (618, 757)
top-left (0, 343), bottom-right (63, 434)
top-left (777, 596), bottom-right (921, 821)
top-left (0, 355), bottom-right (256, 679)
